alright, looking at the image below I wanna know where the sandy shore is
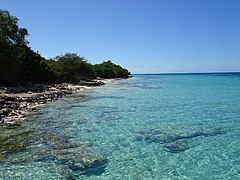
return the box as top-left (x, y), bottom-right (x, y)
top-left (0, 79), bottom-right (111, 125)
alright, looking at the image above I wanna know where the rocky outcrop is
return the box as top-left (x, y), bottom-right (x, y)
top-left (0, 81), bottom-right (105, 124)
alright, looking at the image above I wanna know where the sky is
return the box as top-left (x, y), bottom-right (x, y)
top-left (1, 0), bottom-right (240, 73)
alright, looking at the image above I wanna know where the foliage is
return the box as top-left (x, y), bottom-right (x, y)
top-left (94, 61), bottom-right (130, 79)
top-left (19, 46), bottom-right (54, 82)
top-left (0, 9), bottom-right (130, 85)
top-left (0, 9), bottom-right (28, 83)
top-left (47, 53), bottom-right (96, 82)
top-left (0, 9), bottom-right (28, 46)
top-left (0, 9), bottom-right (54, 84)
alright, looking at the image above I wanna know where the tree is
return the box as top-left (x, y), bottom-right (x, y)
top-left (0, 9), bottom-right (29, 84)
top-left (48, 53), bottom-right (96, 82)
top-left (0, 9), bottom-right (28, 46)
top-left (94, 60), bottom-right (130, 79)
top-left (0, 9), bottom-right (131, 84)
top-left (0, 9), bottom-right (52, 84)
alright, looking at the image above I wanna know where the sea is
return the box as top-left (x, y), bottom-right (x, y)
top-left (1, 73), bottom-right (240, 179)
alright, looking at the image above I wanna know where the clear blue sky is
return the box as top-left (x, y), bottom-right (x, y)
top-left (1, 0), bottom-right (240, 73)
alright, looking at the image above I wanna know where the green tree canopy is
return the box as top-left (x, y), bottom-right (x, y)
top-left (94, 60), bottom-right (130, 79)
top-left (0, 9), bottom-right (28, 46)
top-left (0, 9), bottom-right (52, 84)
top-left (0, 9), bottom-right (28, 83)
top-left (47, 53), bottom-right (96, 82)
top-left (0, 8), bottom-right (130, 85)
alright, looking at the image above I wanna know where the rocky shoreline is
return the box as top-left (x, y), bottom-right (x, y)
top-left (0, 79), bottom-right (106, 125)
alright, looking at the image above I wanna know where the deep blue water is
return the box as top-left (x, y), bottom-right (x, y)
top-left (1, 73), bottom-right (240, 179)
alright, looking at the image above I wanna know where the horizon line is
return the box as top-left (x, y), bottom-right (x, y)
top-left (132, 71), bottom-right (240, 75)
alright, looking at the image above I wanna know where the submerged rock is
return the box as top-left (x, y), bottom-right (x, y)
top-left (62, 155), bottom-right (108, 177)
top-left (0, 126), bottom-right (108, 177)
top-left (163, 140), bottom-right (190, 153)
top-left (0, 131), bottom-right (32, 155)
top-left (136, 127), bottom-right (226, 153)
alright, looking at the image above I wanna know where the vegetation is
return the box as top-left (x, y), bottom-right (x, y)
top-left (94, 61), bottom-right (130, 79)
top-left (0, 9), bottom-right (130, 85)
top-left (0, 9), bottom-right (53, 84)
top-left (46, 53), bottom-right (96, 82)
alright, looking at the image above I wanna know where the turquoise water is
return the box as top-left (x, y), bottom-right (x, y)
top-left (1, 73), bottom-right (240, 179)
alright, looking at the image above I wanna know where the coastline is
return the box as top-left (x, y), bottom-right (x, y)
top-left (0, 78), bottom-right (121, 125)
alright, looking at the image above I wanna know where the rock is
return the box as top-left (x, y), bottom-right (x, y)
top-left (3, 95), bottom-right (16, 101)
top-left (57, 152), bottom-right (108, 177)
top-left (0, 128), bottom-right (108, 177)
top-left (0, 81), bottom-right (108, 125)
top-left (136, 127), bottom-right (226, 153)
top-left (0, 130), bottom-right (32, 156)
top-left (0, 108), bottom-right (11, 116)
top-left (0, 99), bottom-right (5, 105)
top-left (79, 80), bottom-right (105, 86)
top-left (136, 127), bottom-right (225, 144)
top-left (163, 140), bottom-right (190, 153)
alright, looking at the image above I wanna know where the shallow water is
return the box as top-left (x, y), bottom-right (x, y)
top-left (1, 73), bottom-right (240, 179)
